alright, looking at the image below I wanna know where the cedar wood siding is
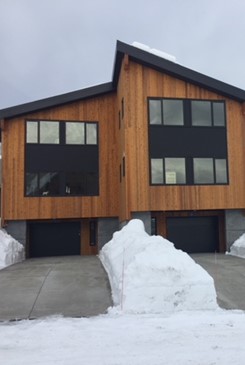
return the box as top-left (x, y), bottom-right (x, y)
top-left (1, 94), bottom-right (119, 221)
top-left (2, 54), bottom-right (245, 223)
top-left (120, 58), bottom-right (245, 219)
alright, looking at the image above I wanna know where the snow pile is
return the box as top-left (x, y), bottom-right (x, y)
top-left (228, 233), bottom-right (245, 258)
top-left (100, 219), bottom-right (217, 313)
top-left (132, 41), bottom-right (177, 63)
top-left (0, 229), bottom-right (24, 269)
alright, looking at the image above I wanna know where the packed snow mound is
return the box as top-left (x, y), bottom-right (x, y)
top-left (100, 219), bottom-right (218, 313)
top-left (0, 229), bottom-right (24, 269)
top-left (228, 233), bottom-right (245, 258)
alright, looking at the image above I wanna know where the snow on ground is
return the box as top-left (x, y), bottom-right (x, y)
top-left (0, 229), bottom-right (24, 269)
top-left (100, 219), bottom-right (217, 313)
top-left (228, 233), bottom-right (245, 258)
top-left (1, 219), bottom-right (245, 364)
top-left (1, 310), bottom-right (245, 365)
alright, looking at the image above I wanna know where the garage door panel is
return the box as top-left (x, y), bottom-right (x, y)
top-left (167, 216), bottom-right (219, 253)
top-left (29, 221), bottom-right (80, 258)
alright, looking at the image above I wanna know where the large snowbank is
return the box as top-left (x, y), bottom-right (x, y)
top-left (0, 229), bottom-right (24, 269)
top-left (99, 219), bottom-right (217, 313)
top-left (229, 233), bottom-right (245, 258)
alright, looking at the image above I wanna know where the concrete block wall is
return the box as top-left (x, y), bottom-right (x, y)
top-left (97, 217), bottom-right (119, 250)
top-left (5, 220), bottom-right (27, 247)
top-left (225, 210), bottom-right (245, 251)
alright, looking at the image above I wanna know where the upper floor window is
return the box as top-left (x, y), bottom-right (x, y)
top-left (149, 98), bottom-right (226, 127)
top-left (26, 120), bottom-right (98, 145)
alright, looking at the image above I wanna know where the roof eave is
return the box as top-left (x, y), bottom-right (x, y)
top-left (0, 82), bottom-right (115, 119)
top-left (113, 40), bottom-right (245, 102)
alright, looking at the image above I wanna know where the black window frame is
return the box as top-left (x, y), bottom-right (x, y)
top-left (25, 119), bottom-right (99, 197)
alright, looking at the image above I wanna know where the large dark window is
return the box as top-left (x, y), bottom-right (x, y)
top-left (25, 120), bottom-right (99, 196)
top-left (148, 98), bottom-right (228, 185)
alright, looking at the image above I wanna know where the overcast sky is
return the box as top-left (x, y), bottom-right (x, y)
top-left (1, 0), bottom-right (245, 109)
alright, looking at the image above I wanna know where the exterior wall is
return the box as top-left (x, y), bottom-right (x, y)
top-left (5, 220), bottom-right (27, 247)
top-left (122, 60), bottom-right (245, 217)
top-left (97, 217), bottom-right (119, 250)
top-left (2, 94), bottom-right (119, 222)
top-left (131, 211), bottom-right (151, 235)
top-left (225, 210), bottom-right (245, 250)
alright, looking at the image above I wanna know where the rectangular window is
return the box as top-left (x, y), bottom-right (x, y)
top-left (165, 158), bottom-right (186, 184)
top-left (149, 100), bottom-right (162, 124)
top-left (26, 173), bottom-right (38, 196)
top-left (213, 102), bottom-right (225, 126)
top-left (66, 122), bottom-right (85, 144)
top-left (89, 220), bottom-right (97, 246)
top-left (39, 172), bottom-right (59, 196)
top-left (86, 123), bottom-right (97, 144)
top-left (40, 121), bottom-right (59, 144)
top-left (149, 99), bottom-right (226, 127)
top-left (215, 159), bottom-right (227, 183)
top-left (191, 101), bottom-right (212, 126)
top-left (151, 159), bottom-right (163, 184)
top-left (26, 121), bottom-right (38, 143)
top-left (193, 158), bottom-right (214, 184)
top-left (163, 100), bottom-right (184, 126)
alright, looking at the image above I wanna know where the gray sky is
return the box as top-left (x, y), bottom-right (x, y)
top-left (0, 0), bottom-right (245, 109)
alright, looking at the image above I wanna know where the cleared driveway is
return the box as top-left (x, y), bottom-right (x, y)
top-left (192, 253), bottom-right (245, 310)
top-left (0, 256), bottom-right (112, 321)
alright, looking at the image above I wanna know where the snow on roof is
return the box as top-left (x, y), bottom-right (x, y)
top-left (132, 41), bottom-right (177, 63)
top-left (99, 219), bottom-right (217, 313)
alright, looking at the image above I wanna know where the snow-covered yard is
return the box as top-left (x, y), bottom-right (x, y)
top-left (1, 220), bottom-right (245, 364)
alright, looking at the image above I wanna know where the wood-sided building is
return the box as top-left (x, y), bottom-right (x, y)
top-left (1, 41), bottom-right (245, 257)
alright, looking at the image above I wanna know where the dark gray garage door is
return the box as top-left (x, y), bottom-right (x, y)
top-left (29, 221), bottom-right (80, 258)
top-left (167, 216), bottom-right (219, 253)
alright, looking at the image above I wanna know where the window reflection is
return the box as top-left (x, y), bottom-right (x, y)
top-left (215, 159), bottom-right (227, 183)
top-left (165, 158), bottom-right (186, 184)
top-left (39, 172), bottom-right (59, 196)
top-left (86, 123), bottom-right (97, 144)
top-left (151, 159), bottom-right (163, 184)
top-left (149, 100), bottom-right (161, 124)
top-left (66, 122), bottom-right (85, 144)
top-left (40, 121), bottom-right (59, 144)
top-left (191, 101), bottom-right (212, 126)
top-left (27, 121), bottom-right (38, 143)
top-left (163, 100), bottom-right (184, 126)
top-left (213, 103), bottom-right (225, 126)
top-left (194, 158), bottom-right (214, 183)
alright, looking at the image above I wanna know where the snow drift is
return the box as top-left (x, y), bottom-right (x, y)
top-left (100, 219), bottom-right (218, 313)
top-left (229, 233), bottom-right (245, 258)
top-left (0, 229), bottom-right (24, 269)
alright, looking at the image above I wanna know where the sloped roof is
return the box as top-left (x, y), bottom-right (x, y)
top-left (1, 40), bottom-right (245, 119)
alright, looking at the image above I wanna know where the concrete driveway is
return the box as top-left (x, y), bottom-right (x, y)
top-left (0, 256), bottom-right (112, 321)
top-left (192, 253), bottom-right (245, 310)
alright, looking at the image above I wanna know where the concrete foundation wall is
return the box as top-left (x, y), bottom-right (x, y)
top-left (97, 218), bottom-right (119, 250)
top-left (225, 210), bottom-right (245, 251)
top-left (5, 220), bottom-right (27, 247)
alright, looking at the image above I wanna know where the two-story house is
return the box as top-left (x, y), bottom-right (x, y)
top-left (1, 40), bottom-right (245, 257)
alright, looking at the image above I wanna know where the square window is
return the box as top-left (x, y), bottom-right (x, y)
top-left (26, 121), bottom-right (38, 143)
top-left (165, 158), bottom-right (186, 184)
top-left (151, 159), bottom-right (163, 184)
top-left (163, 100), bottom-right (184, 126)
top-left (194, 158), bottom-right (214, 183)
top-left (215, 159), bottom-right (227, 183)
top-left (40, 121), bottom-right (59, 144)
top-left (86, 123), bottom-right (97, 144)
top-left (66, 122), bottom-right (85, 144)
top-left (213, 102), bottom-right (225, 126)
top-left (149, 100), bottom-right (162, 124)
top-left (192, 101), bottom-right (212, 126)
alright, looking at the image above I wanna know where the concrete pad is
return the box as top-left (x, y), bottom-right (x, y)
top-left (192, 253), bottom-right (245, 310)
top-left (0, 256), bottom-right (112, 321)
